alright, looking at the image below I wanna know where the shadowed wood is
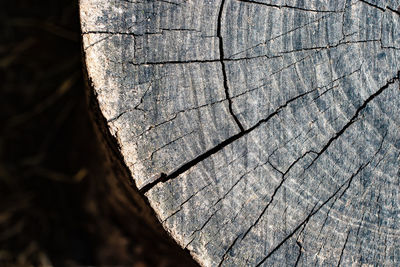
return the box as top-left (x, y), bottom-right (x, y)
top-left (80, 0), bottom-right (400, 266)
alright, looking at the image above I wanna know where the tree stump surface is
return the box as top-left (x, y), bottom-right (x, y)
top-left (80, 0), bottom-right (400, 266)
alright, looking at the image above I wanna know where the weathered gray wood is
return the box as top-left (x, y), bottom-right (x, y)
top-left (80, 0), bottom-right (400, 266)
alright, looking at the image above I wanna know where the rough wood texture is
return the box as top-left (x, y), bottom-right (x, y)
top-left (80, 0), bottom-right (400, 266)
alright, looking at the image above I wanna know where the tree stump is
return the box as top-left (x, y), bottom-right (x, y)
top-left (80, 0), bottom-right (400, 266)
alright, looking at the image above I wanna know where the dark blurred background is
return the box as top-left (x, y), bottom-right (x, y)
top-left (0, 0), bottom-right (197, 266)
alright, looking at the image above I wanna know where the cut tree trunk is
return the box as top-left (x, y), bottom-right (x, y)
top-left (80, 0), bottom-right (400, 266)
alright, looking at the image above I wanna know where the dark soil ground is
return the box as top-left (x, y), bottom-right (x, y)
top-left (0, 1), bottom-right (198, 266)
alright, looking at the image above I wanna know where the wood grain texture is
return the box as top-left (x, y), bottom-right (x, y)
top-left (80, 0), bottom-right (400, 266)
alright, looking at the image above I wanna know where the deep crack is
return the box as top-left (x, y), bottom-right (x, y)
top-left (140, 88), bottom-right (316, 193)
top-left (217, 0), bottom-right (245, 132)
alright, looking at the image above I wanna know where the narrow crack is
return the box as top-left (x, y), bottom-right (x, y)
top-left (294, 240), bottom-right (303, 267)
top-left (185, 206), bottom-right (222, 248)
top-left (217, 234), bottom-right (242, 267)
top-left (218, 0), bottom-right (245, 132)
top-left (159, 28), bottom-right (200, 32)
top-left (82, 30), bottom-right (145, 36)
top-left (162, 181), bottom-right (212, 223)
top-left (119, 0), bottom-right (182, 5)
top-left (149, 130), bottom-right (195, 161)
top-left (359, 0), bottom-right (400, 16)
top-left (227, 12), bottom-right (335, 59)
top-left (126, 54), bottom-right (280, 66)
top-left (84, 35), bottom-right (114, 50)
top-left (337, 231), bottom-right (350, 267)
top-left (129, 59), bottom-right (221, 65)
top-left (105, 40), bottom-right (393, 67)
top-left (237, 0), bottom-right (341, 13)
